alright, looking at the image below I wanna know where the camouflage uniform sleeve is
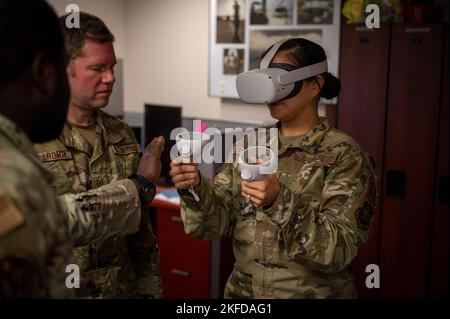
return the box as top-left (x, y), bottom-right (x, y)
top-left (59, 179), bottom-right (141, 246)
top-left (265, 149), bottom-right (377, 274)
top-left (0, 195), bottom-right (52, 298)
top-left (179, 164), bottom-right (237, 240)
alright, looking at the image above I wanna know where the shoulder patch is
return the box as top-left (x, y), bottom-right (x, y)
top-left (113, 144), bottom-right (141, 155)
top-left (38, 150), bottom-right (72, 162)
top-left (355, 201), bottom-right (374, 231)
top-left (0, 196), bottom-right (25, 238)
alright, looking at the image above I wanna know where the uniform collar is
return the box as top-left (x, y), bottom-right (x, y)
top-left (0, 113), bottom-right (55, 182)
top-left (95, 110), bottom-right (125, 144)
top-left (276, 117), bottom-right (330, 155)
top-left (59, 110), bottom-right (124, 151)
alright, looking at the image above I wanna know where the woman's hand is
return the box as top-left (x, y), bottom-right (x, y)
top-left (169, 160), bottom-right (200, 190)
top-left (241, 174), bottom-right (281, 208)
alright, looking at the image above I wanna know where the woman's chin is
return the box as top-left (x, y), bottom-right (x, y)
top-left (268, 103), bottom-right (284, 120)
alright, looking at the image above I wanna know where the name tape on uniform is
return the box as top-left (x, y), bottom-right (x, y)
top-left (112, 144), bottom-right (140, 155)
top-left (38, 151), bottom-right (73, 162)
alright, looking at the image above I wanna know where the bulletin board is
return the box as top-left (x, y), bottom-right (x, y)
top-left (209, 0), bottom-right (341, 101)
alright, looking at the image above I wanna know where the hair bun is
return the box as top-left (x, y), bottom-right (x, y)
top-left (320, 72), bottom-right (341, 99)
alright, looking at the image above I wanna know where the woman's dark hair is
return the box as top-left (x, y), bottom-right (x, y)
top-left (263, 38), bottom-right (341, 99)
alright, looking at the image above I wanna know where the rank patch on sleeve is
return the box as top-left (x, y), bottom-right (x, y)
top-left (112, 144), bottom-right (141, 155)
top-left (0, 196), bottom-right (25, 237)
top-left (355, 201), bottom-right (374, 231)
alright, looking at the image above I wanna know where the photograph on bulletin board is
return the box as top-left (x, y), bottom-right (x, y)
top-left (249, 0), bottom-right (295, 25)
top-left (223, 48), bottom-right (245, 75)
top-left (297, 0), bottom-right (334, 24)
top-left (216, 0), bottom-right (246, 43)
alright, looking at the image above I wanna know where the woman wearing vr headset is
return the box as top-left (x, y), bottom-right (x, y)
top-left (170, 38), bottom-right (377, 299)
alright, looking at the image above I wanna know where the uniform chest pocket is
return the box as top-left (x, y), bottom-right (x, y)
top-left (111, 144), bottom-right (141, 178)
top-left (38, 150), bottom-right (77, 195)
top-left (290, 152), bottom-right (338, 194)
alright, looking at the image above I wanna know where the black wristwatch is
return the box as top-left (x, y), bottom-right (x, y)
top-left (128, 174), bottom-right (157, 204)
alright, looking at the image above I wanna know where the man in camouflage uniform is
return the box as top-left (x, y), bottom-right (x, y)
top-left (34, 12), bottom-right (160, 298)
top-left (0, 0), bottom-right (163, 298)
top-left (171, 117), bottom-right (377, 298)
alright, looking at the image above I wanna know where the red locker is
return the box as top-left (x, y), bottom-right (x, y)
top-left (429, 24), bottom-right (449, 298)
top-left (380, 24), bottom-right (444, 298)
top-left (338, 24), bottom-right (390, 299)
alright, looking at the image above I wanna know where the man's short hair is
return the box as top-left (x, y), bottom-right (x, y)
top-left (0, 0), bottom-right (63, 90)
top-left (60, 12), bottom-right (115, 60)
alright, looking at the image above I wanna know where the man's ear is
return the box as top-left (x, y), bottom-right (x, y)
top-left (30, 52), bottom-right (56, 95)
top-left (67, 61), bottom-right (76, 78)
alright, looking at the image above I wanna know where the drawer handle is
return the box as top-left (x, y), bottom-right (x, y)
top-left (171, 268), bottom-right (190, 277)
top-left (170, 216), bottom-right (183, 223)
top-left (359, 36), bottom-right (370, 43)
top-left (438, 176), bottom-right (449, 205)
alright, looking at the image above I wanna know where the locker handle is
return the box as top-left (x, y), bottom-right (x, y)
top-left (171, 268), bottom-right (190, 277)
top-left (170, 215), bottom-right (183, 223)
top-left (438, 176), bottom-right (449, 205)
top-left (410, 36), bottom-right (423, 44)
top-left (360, 36), bottom-right (370, 43)
top-left (386, 170), bottom-right (406, 199)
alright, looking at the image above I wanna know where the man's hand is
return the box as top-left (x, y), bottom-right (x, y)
top-left (169, 161), bottom-right (200, 190)
top-left (241, 174), bottom-right (281, 208)
top-left (137, 136), bottom-right (165, 182)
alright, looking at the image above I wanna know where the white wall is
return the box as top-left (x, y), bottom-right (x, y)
top-left (47, 0), bottom-right (322, 125)
top-left (47, 0), bottom-right (126, 58)
top-left (123, 0), bottom-right (273, 124)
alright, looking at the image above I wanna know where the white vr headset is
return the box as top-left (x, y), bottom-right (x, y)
top-left (236, 38), bottom-right (328, 104)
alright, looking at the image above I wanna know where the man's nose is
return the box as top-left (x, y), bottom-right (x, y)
top-left (102, 69), bottom-right (115, 84)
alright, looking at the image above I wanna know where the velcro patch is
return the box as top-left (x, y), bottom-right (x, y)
top-left (113, 144), bottom-right (140, 155)
top-left (317, 153), bottom-right (338, 166)
top-left (0, 196), bottom-right (25, 238)
top-left (294, 152), bottom-right (318, 164)
top-left (38, 150), bottom-right (72, 162)
top-left (294, 152), bottom-right (338, 166)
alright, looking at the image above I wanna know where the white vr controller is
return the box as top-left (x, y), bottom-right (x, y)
top-left (238, 146), bottom-right (277, 181)
top-left (175, 131), bottom-right (210, 202)
top-left (175, 131), bottom-right (211, 161)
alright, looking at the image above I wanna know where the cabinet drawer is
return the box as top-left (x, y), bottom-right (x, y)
top-left (157, 208), bottom-right (210, 260)
top-left (156, 207), bottom-right (211, 298)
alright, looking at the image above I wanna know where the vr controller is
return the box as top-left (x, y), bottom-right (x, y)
top-left (175, 131), bottom-right (210, 201)
top-left (238, 146), bottom-right (277, 181)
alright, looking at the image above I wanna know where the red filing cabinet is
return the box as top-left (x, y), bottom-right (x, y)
top-left (150, 195), bottom-right (234, 299)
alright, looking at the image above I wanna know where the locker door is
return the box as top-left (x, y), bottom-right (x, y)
top-left (429, 25), bottom-right (449, 298)
top-left (380, 24), bottom-right (444, 298)
top-left (338, 24), bottom-right (390, 299)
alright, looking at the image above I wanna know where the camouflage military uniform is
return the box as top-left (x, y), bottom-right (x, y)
top-left (179, 117), bottom-right (377, 299)
top-left (34, 110), bottom-right (160, 299)
top-left (0, 113), bottom-right (142, 298)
